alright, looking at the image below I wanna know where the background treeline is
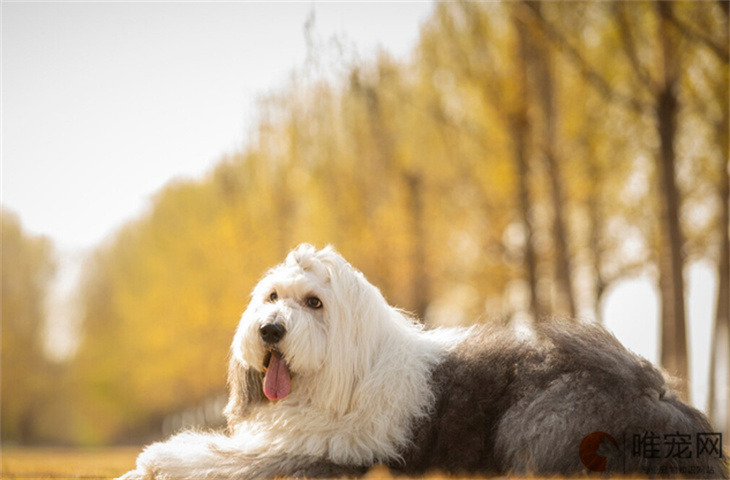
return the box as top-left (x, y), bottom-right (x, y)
top-left (2, 1), bottom-right (728, 446)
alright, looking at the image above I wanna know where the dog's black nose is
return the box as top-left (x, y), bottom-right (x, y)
top-left (260, 323), bottom-right (286, 344)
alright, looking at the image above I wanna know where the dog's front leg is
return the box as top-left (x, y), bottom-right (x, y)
top-left (116, 431), bottom-right (261, 480)
top-left (117, 431), bottom-right (369, 480)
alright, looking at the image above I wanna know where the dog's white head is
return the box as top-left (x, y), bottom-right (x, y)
top-left (225, 244), bottom-right (410, 425)
top-left (234, 244), bottom-right (339, 400)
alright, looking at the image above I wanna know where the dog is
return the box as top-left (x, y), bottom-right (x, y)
top-left (119, 244), bottom-right (727, 479)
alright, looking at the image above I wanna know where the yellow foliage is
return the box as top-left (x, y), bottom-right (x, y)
top-left (1, 211), bottom-right (57, 444)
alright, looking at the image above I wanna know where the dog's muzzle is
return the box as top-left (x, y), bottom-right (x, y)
top-left (260, 323), bottom-right (286, 344)
top-left (259, 322), bottom-right (291, 401)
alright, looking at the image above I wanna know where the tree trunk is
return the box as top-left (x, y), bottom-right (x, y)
top-left (586, 155), bottom-right (607, 324)
top-left (655, 1), bottom-right (689, 401)
top-left (707, 198), bottom-right (730, 434)
top-left (512, 9), bottom-right (544, 322)
top-left (707, 113), bottom-right (730, 435)
top-left (404, 172), bottom-right (429, 321)
top-left (527, 0), bottom-right (576, 319)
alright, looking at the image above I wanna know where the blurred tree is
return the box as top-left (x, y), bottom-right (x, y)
top-left (421, 1), bottom-right (547, 321)
top-left (524, 1), bottom-right (576, 319)
top-left (673, 0), bottom-right (730, 434)
top-left (652, 0), bottom-right (689, 402)
top-left (511, 3), bottom-right (544, 321)
top-left (668, 0), bottom-right (730, 435)
top-left (710, 67), bottom-right (730, 436)
top-left (1, 210), bottom-right (56, 443)
top-left (709, 130), bottom-right (730, 435)
top-left (349, 60), bottom-right (432, 319)
top-left (519, 2), bottom-right (655, 324)
top-left (72, 180), bottom-right (258, 443)
top-left (527, 0), bottom-right (701, 400)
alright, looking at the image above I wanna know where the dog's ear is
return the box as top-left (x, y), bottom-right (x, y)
top-left (223, 356), bottom-right (264, 430)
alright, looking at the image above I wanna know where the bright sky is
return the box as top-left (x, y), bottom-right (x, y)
top-left (1, 1), bottom-right (719, 412)
top-left (2, 1), bottom-right (435, 251)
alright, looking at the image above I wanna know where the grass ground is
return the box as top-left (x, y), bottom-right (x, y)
top-left (0, 446), bottom-right (140, 479)
top-left (0, 448), bottom-right (526, 480)
top-left (0, 449), bottom-right (422, 480)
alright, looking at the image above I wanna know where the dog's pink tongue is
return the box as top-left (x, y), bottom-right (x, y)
top-left (264, 351), bottom-right (291, 401)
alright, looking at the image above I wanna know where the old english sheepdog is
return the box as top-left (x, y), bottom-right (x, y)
top-left (119, 244), bottom-right (727, 479)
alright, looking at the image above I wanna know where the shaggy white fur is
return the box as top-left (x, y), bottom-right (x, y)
top-left (118, 244), bottom-right (468, 480)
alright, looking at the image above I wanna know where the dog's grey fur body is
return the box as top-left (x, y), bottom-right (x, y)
top-left (390, 321), bottom-right (727, 477)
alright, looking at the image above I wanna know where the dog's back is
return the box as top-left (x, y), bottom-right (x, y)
top-left (392, 321), bottom-right (728, 478)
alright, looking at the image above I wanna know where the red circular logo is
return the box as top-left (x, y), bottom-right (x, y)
top-left (580, 432), bottom-right (619, 472)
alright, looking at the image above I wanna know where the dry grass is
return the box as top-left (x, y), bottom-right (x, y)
top-left (0, 448), bottom-right (519, 480)
top-left (0, 450), bottom-right (501, 480)
top-left (0, 446), bottom-right (140, 479)
top-left (0, 449), bottom-right (623, 480)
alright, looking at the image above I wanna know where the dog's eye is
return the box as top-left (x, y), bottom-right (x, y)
top-left (269, 292), bottom-right (278, 302)
top-left (306, 297), bottom-right (323, 309)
